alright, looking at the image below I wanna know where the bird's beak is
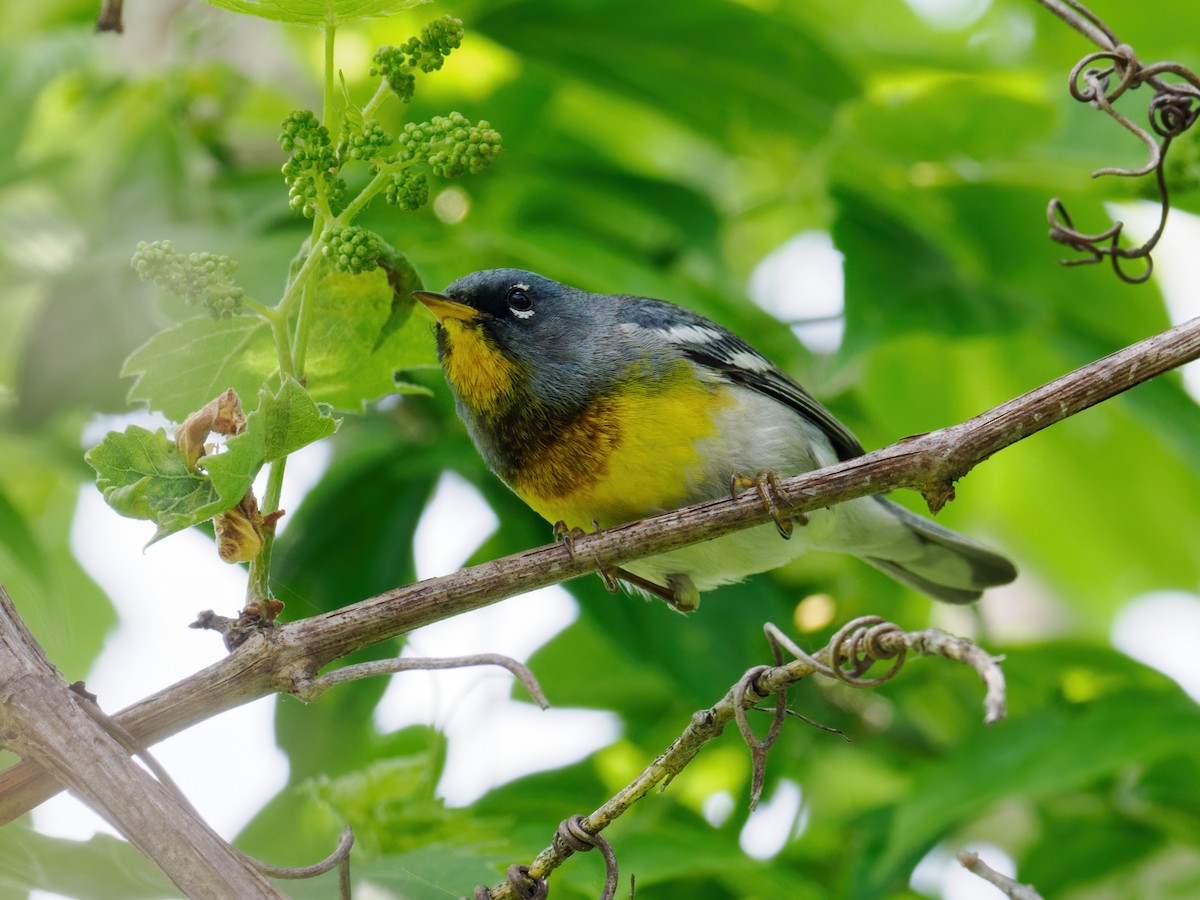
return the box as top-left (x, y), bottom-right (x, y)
top-left (412, 290), bottom-right (484, 324)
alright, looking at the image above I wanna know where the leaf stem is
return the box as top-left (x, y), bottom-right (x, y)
top-left (279, 236), bottom-right (328, 316)
top-left (246, 457), bottom-right (287, 610)
top-left (323, 24), bottom-right (337, 146)
top-left (243, 298), bottom-right (273, 318)
top-left (361, 80), bottom-right (390, 120)
top-left (265, 307), bottom-right (297, 380)
top-left (247, 22), bottom-right (338, 614)
top-left (291, 278), bottom-right (315, 377)
top-left (336, 161), bottom-right (406, 226)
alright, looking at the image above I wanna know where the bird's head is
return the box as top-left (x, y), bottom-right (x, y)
top-left (414, 268), bottom-right (607, 415)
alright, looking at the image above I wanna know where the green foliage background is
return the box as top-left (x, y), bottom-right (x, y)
top-left (2, 0), bottom-right (1200, 897)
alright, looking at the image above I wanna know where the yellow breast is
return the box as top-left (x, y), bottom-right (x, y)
top-left (513, 370), bottom-right (730, 529)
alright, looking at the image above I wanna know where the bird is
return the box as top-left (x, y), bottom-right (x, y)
top-left (413, 269), bottom-right (1016, 612)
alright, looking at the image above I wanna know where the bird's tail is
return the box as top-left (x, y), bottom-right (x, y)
top-left (865, 498), bottom-right (1017, 604)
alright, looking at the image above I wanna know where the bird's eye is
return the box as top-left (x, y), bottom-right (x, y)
top-left (507, 286), bottom-right (534, 316)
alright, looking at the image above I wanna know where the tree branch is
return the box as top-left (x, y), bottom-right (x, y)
top-left (957, 850), bottom-right (1045, 899)
top-left (1, 314), bottom-right (1197, 823)
top-left (0, 588), bottom-right (285, 898)
top-left (480, 618), bottom-right (1005, 898)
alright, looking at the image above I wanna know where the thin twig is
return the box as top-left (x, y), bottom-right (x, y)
top-left (1035, 0), bottom-right (1117, 50)
top-left (292, 653), bottom-right (549, 708)
top-left (254, 827), bottom-right (355, 881)
top-left (957, 850), bottom-right (1045, 900)
top-left (95, 0), bottom-right (124, 32)
top-left (483, 619), bottom-right (1005, 898)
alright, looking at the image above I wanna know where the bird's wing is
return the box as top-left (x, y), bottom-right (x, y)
top-left (619, 298), bottom-right (865, 462)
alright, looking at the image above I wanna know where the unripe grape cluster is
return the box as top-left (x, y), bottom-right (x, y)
top-left (339, 118), bottom-right (393, 163)
top-left (385, 171), bottom-right (429, 211)
top-left (370, 15), bottom-right (465, 103)
top-left (275, 18), bottom-right (500, 224)
top-left (397, 112), bottom-right (502, 178)
top-left (279, 110), bottom-right (345, 217)
top-left (131, 241), bottom-right (246, 320)
top-left (323, 226), bottom-right (381, 274)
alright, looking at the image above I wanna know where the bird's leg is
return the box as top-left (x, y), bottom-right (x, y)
top-left (554, 520), bottom-right (698, 612)
top-left (610, 568), bottom-right (699, 614)
top-left (553, 519), bottom-right (621, 594)
top-left (730, 470), bottom-right (804, 540)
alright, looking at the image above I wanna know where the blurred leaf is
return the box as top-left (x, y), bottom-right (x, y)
top-left (834, 186), bottom-right (1022, 352)
top-left (861, 689), bottom-right (1200, 893)
top-left (0, 430), bottom-right (115, 681)
top-left (0, 823), bottom-right (174, 900)
top-left (1021, 805), bottom-right (1163, 895)
top-left (0, 486), bottom-right (48, 581)
top-left (305, 752), bottom-right (498, 857)
top-left (15, 267), bottom-right (157, 425)
top-left (283, 845), bottom-right (506, 900)
top-left (197, 0), bottom-right (434, 27)
top-left (474, 0), bottom-right (859, 149)
top-left (841, 74), bottom-right (1056, 164)
top-left (1131, 754), bottom-right (1200, 843)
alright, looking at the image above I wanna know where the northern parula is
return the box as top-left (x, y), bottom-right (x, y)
top-left (414, 269), bottom-right (1016, 611)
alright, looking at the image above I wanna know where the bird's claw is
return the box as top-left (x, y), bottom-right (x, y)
top-left (730, 470), bottom-right (802, 540)
top-left (554, 520), bottom-right (621, 593)
top-left (552, 520), bottom-right (588, 558)
top-left (554, 520), bottom-right (697, 610)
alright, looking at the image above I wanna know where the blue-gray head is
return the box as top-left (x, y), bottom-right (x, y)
top-left (413, 268), bottom-right (619, 417)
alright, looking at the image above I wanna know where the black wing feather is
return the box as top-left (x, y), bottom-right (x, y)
top-left (681, 339), bottom-right (865, 462)
top-left (618, 295), bottom-right (864, 461)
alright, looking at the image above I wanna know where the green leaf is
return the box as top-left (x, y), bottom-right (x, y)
top-left (860, 689), bottom-right (1200, 893)
top-left (300, 265), bottom-right (438, 410)
top-left (474, 0), bottom-right (858, 149)
top-left (204, 378), bottom-right (340, 504)
top-left (305, 752), bottom-right (498, 857)
top-left (0, 485), bottom-right (48, 580)
top-left (122, 264), bottom-right (436, 421)
top-left (1021, 808), bottom-right (1162, 895)
top-left (196, 0), bottom-right (433, 27)
top-left (0, 822), bottom-right (175, 899)
top-left (84, 425), bottom-right (219, 543)
top-left (0, 432), bottom-right (118, 681)
top-left (283, 845), bottom-right (507, 900)
top-left (86, 380), bottom-right (339, 547)
top-left (833, 186), bottom-right (1022, 351)
top-left (122, 315), bottom-right (276, 423)
top-left (839, 74), bottom-right (1056, 164)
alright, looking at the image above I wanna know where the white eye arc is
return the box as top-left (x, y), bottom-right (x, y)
top-left (507, 283), bottom-right (535, 318)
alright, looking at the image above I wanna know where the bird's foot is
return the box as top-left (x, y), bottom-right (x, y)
top-left (552, 519), bottom-right (587, 556)
top-left (730, 470), bottom-right (803, 540)
top-left (553, 519), bottom-right (622, 594)
top-left (613, 569), bottom-right (700, 614)
top-left (553, 520), bottom-right (699, 612)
